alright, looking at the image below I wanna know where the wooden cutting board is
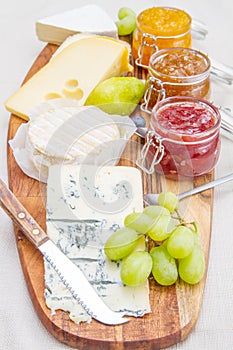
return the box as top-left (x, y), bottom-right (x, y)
top-left (7, 43), bottom-right (214, 349)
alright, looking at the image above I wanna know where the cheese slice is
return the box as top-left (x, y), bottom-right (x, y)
top-left (45, 165), bottom-right (151, 323)
top-left (51, 33), bottom-right (131, 61)
top-left (36, 5), bottom-right (118, 44)
top-left (5, 36), bottom-right (132, 120)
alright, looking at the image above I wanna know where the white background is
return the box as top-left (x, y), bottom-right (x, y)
top-left (0, 0), bottom-right (233, 349)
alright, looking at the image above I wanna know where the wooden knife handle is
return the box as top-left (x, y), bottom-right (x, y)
top-left (0, 179), bottom-right (49, 247)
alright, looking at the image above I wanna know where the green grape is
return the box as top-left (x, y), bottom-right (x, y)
top-left (143, 205), bottom-right (170, 219)
top-left (116, 16), bottom-right (136, 36)
top-left (178, 246), bottom-right (205, 284)
top-left (120, 251), bottom-right (152, 286)
top-left (167, 217), bottom-right (179, 234)
top-left (147, 215), bottom-right (171, 241)
top-left (150, 245), bottom-right (178, 286)
top-left (104, 227), bottom-right (141, 261)
top-left (162, 238), bottom-right (168, 249)
top-left (116, 7), bottom-right (136, 36)
top-left (124, 212), bottom-right (154, 234)
top-left (167, 226), bottom-right (194, 259)
top-left (193, 232), bottom-right (201, 246)
top-left (118, 7), bottom-right (136, 20)
top-left (158, 192), bottom-right (179, 213)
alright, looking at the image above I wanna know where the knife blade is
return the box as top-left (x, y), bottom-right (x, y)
top-left (0, 179), bottom-right (130, 325)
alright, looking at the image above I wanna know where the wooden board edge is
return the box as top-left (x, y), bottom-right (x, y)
top-left (5, 39), bottom-right (215, 349)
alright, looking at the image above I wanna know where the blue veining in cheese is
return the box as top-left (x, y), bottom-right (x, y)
top-left (45, 164), bottom-right (151, 323)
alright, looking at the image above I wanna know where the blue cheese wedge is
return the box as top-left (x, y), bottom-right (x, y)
top-left (36, 5), bottom-right (118, 45)
top-left (45, 165), bottom-right (151, 323)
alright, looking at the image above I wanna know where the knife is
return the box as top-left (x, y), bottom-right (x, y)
top-left (0, 179), bottom-right (129, 325)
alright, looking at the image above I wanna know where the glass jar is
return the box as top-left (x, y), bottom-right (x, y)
top-left (132, 7), bottom-right (192, 67)
top-left (141, 48), bottom-right (211, 112)
top-left (137, 96), bottom-right (221, 178)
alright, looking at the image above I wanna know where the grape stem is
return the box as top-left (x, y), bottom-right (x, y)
top-left (189, 221), bottom-right (200, 234)
top-left (144, 235), bottom-right (150, 251)
top-left (172, 210), bottom-right (185, 224)
top-left (172, 211), bottom-right (199, 234)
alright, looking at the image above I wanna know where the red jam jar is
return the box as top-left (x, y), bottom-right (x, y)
top-left (141, 48), bottom-right (211, 112)
top-left (137, 96), bottom-right (221, 178)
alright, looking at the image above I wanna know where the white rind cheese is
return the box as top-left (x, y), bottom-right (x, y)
top-left (25, 105), bottom-right (135, 180)
top-left (45, 165), bottom-right (151, 323)
top-left (8, 99), bottom-right (136, 183)
top-left (26, 106), bottom-right (120, 177)
top-left (36, 5), bottom-right (118, 44)
top-left (27, 106), bottom-right (120, 160)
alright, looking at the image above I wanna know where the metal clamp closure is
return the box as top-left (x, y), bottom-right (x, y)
top-left (135, 33), bottom-right (158, 69)
top-left (141, 76), bottom-right (166, 113)
top-left (136, 131), bottom-right (164, 174)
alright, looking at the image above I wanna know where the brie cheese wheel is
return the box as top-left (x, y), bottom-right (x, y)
top-left (45, 165), bottom-right (151, 323)
top-left (5, 35), bottom-right (132, 120)
top-left (26, 106), bottom-right (120, 178)
top-left (36, 4), bottom-right (118, 44)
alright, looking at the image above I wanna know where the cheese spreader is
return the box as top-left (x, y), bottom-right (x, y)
top-left (0, 179), bottom-right (130, 325)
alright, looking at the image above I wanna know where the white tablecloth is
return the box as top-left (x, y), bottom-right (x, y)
top-left (0, 0), bottom-right (233, 349)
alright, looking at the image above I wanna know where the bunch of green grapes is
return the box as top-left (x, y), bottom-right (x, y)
top-left (104, 191), bottom-right (205, 287)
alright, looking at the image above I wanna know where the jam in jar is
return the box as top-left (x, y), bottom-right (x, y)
top-left (132, 7), bottom-right (192, 67)
top-left (141, 48), bottom-right (211, 112)
top-left (137, 96), bottom-right (221, 178)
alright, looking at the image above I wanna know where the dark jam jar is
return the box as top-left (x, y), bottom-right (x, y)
top-left (141, 48), bottom-right (211, 112)
top-left (137, 96), bottom-right (221, 178)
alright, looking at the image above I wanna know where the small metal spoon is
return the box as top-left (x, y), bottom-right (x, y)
top-left (143, 173), bottom-right (233, 205)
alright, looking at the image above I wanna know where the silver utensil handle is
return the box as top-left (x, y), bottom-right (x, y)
top-left (210, 67), bottom-right (233, 85)
top-left (178, 173), bottom-right (233, 200)
top-left (210, 57), bottom-right (233, 85)
top-left (191, 18), bottom-right (208, 40)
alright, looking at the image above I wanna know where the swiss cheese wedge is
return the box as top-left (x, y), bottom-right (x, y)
top-left (5, 36), bottom-right (132, 120)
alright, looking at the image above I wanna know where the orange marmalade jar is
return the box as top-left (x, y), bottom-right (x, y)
top-left (141, 48), bottom-right (211, 112)
top-left (132, 7), bottom-right (192, 67)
